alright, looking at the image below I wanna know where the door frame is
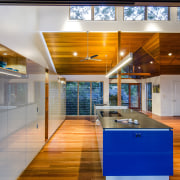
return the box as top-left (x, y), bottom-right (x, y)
top-left (128, 83), bottom-right (141, 110)
top-left (146, 82), bottom-right (152, 112)
top-left (173, 81), bottom-right (180, 116)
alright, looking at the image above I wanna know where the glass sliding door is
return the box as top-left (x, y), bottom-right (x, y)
top-left (109, 83), bottom-right (117, 105)
top-left (146, 82), bottom-right (152, 112)
top-left (110, 83), bottom-right (141, 109)
top-left (121, 83), bottom-right (141, 109)
top-left (79, 82), bottom-right (91, 115)
top-left (66, 82), bottom-right (78, 115)
top-left (66, 81), bottom-right (103, 115)
top-left (92, 82), bottom-right (103, 115)
top-left (130, 84), bottom-right (140, 109)
top-left (121, 84), bottom-right (129, 106)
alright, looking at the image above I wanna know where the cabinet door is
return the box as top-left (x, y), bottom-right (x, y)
top-left (103, 130), bottom-right (173, 176)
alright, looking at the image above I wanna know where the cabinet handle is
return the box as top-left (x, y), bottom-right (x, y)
top-left (136, 133), bottom-right (141, 137)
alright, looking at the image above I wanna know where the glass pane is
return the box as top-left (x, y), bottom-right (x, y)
top-left (79, 82), bottom-right (90, 115)
top-left (70, 6), bottom-right (91, 20)
top-left (148, 83), bottom-right (152, 99)
top-left (148, 100), bottom-right (152, 112)
top-left (147, 7), bottom-right (169, 21)
top-left (130, 85), bottom-right (139, 108)
top-left (8, 83), bottom-right (27, 106)
top-left (121, 84), bottom-right (129, 107)
top-left (124, 6), bottom-right (145, 20)
top-left (92, 82), bottom-right (103, 115)
top-left (109, 75), bottom-right (117, 79)
top-left (66, 82), bottom-right (78, 115)
top-left (94, 6), bottom-right (115, 20)
top-left (109, 84), bottom-right (117, 106)
top-left (146, 83), bottom-right (152, 112)
top-left (121, 66), bottom-right (129, 78)
top-left (178, 7), bottom-right (180, 20)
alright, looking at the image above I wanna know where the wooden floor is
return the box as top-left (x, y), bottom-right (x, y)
top-left (18, 115), bottom-right (180, 180)
top-left (18, 120), bottom-right (105, 180)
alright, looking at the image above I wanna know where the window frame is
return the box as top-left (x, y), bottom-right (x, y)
top-left (146, 6), bottom-right (170, 21)
top-left (123, 6), bottom-right (146, 21)
top-left (69, 5), bottom-right (92, 21)
top-left (123, 6), bottom-right (170, 21)
top-left (69, 5), bottom-right (116, 21)
top-left (93, 6), bottom-right (117, 21)
top-left (177, 7), bottom-right (180, 21)
top-left (66, 81), bottom-right (104, 115)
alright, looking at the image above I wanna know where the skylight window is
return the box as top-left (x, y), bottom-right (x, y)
top-left (177, 7), bottom-right (180, 20)
top-left (147, 7), bottom-right (169, 21)
top-left (94, 6), bottom-right (115, 20)
top-left (124, 6), bottom-right (145, 21)
top-left (70, 6), bottom-right (91, 20)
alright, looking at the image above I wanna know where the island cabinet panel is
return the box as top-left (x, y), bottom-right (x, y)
top-left (103, 129), bottom-right (173, 176)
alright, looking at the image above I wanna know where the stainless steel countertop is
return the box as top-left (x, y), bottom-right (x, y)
top-left (96, 109), bottom-right (172, 129)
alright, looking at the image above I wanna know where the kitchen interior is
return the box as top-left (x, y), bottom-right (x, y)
top-left (0, 2), bottom-right (180, 180)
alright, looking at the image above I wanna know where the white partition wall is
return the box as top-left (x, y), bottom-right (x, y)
top-left (48, 74), bottom-right (66, 138)
top-left (0, 60), bottom-right (66, 179)
top-left (0, 61), bottom-right (46, 180)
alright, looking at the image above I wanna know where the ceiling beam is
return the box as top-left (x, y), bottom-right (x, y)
top-left (0, 0), bottom-right (180, 5)
top-left (121, 73), bottom-right (151, 76)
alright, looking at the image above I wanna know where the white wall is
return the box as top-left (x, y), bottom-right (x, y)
top-left (48, 74), bottom-right (66, 138)
top-left (63, 75), bottom-right (109, 105)
top-left (160, 75), bottom-right (180, 116)
top-left (39, 6), bottom-right (180, 32)
top-left (110, 79), bottom-right (141, 84)
top-left (0, 6), bottom-right (50, 70)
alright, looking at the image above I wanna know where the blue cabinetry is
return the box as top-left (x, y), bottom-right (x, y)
top-left (103, 129), bottom-right (173, 176)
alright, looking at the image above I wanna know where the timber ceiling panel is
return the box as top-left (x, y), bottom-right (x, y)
top-left (43, 32), bottom-right (118, 75)
top-left (119, 32), bottom-right (155, 58)
top-left (43, 32), bottom-right (180, 75)
top-left (159, 33), bottom-right (180, 65)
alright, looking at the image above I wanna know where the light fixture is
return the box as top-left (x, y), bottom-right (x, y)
top-left (138, 66), bottom-right (141, 69)
top-left (120, 51), bottom-right (125, 56)
top-left (58, 77), bottom-right (66, 84)
top-left (105, 53), bottom-right (133, 78)
top-left (168, 52), bottom-right (172, 56)
top-left (150, 61), bottom-right (153, 64)
top-left (3, 52), bottom-right (8, 56)
top-left (73, 52), bottom-right (78, 56)
top-left (0, 71), bottom-right (21, 77)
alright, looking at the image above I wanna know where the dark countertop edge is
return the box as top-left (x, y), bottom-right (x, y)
top-left (96, 109), bottom-right (173, 129)
top-left (103, 128), bottom-right (173, 130)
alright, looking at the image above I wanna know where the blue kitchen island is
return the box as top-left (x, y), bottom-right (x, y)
top-left (95, 106), bottom-right (173, 180)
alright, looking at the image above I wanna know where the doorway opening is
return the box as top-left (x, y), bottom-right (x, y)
top-left (146, 82), bottom-right (152, 112)
top-left (109, 83), bottom-right (141, 110)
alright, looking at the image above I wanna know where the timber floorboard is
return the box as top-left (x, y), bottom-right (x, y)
top-left (18, 115), bottom-right (180, 180)
top-left (18, 120), bottom-right (105, 180)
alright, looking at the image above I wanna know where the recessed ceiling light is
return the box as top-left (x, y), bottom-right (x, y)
top-left (150, 61), bottom-right (153, 64)
top-left (138, 66), bottom-right (141, 69)
top-left (120, 51), bottom-right (125, 56)
top-left (73, 52), bottom-right (78, 56)
top-left (168, 52), bottom-right (172, 56)
top-left (3, 52), bottom-right (8, 56)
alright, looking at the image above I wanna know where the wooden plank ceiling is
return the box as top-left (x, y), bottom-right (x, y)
top-left (43, 32), bottom-right (118, 75)
top-left (43, 32), bottom-right (180, 75)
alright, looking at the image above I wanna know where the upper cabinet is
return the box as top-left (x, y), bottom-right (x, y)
top-left (0, 44), bottom-right (27, 74)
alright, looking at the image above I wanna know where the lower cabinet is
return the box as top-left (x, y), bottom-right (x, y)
top-left (103, 129), bottom-right (173, 176)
